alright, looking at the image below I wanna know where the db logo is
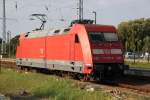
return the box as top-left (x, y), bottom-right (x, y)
top-left (40, 48), bottom-right (44, 54)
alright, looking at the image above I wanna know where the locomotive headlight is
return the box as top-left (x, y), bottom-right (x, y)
top-left (111, 49), bottom-right (122, 54)
top-left (92, 49), bottom-right (104, 54)
top-left (119, 65), bottom-right (123, 70)
top-left (108, 66), bottom-right (112, 70)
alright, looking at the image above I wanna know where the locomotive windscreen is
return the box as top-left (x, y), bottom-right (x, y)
top-left (88, 32), bottom-right (118, 42)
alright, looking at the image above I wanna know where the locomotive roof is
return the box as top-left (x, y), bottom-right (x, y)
top-left (25, 27), bottom-right (70, 38)
top-left (24, 24), bottom-right (116, 38)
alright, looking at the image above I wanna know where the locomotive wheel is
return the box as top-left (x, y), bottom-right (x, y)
top-left (24, 67), bottom-right (29, 72)
top-left (64, 72), bottom-right (72, 79)
top-left (117, 70), bottom-right (125, 77)
top-left (62, 71), bottom-right (70, 78)
top-left (31, 68), bottom-right (37, 73)
top-left (17, 65), bottom-right (22, 73)
top-left (76, 74), bottom-right (87, 81)
top-left (17, 65), bottom-right (21, 70)
top-left (94, 72), bottom-right (104, 81)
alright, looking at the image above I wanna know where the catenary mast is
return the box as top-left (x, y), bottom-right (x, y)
top-left (1, 0), bottom-right (6, 56)
top-left (79, 0), bottom-right (83, 20)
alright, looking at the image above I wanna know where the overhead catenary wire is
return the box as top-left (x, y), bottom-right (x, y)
top-left (0, 0), bottom-right (93, 36)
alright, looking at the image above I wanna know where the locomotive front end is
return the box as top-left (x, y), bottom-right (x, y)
top-left (86, 25), bottom-right (128, 79)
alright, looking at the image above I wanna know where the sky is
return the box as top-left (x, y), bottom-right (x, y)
top-left (0, 0), bottom-right (150, 37)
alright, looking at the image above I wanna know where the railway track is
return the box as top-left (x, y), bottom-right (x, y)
top-left (0, 58), bottom-right (16, 69)
top-left (1, 58), bottom-right (150, 95)
top-left (103, 75), bottom-right (150, 94)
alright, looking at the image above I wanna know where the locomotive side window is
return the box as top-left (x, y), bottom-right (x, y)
top-left (25, 32), bottom-right (29, 37)
top-left (54, 30), bottom-right (60, 34)
top-left (63, 28), bottom-right (70, 34)
top-left (64, 28), bottom-right (70, 32)
top-left (75, 34), bottom-right (79, 43)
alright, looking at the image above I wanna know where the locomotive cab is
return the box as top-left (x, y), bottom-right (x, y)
top-left (89, 32), bottom-right (124, 73)
top-left (83, 25), bottom-right (128, 79)
top-left (89, 32), bottom-right (123, 62)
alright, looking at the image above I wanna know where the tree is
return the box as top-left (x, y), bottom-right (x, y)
top-left (0, 35), bottom-right (19, 58)
top-left (118, 18), bottom-right (150, 53)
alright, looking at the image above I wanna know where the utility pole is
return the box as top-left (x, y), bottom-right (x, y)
top-left (92, 11), bottom-right (97, 24)
top-left (1, 0), bottom-right (6, 73)
top-left (78, 0), bottom-right (83, 21)
top-left (2, 0), bottom-right (6, 56)
top-left (7, 31), bottom-right (11, 58)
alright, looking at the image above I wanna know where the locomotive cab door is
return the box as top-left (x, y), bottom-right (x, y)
top-left (69, 34), bottom-right (83, 73)
top-left (70, 34), bottom-right (81, 62)
top-left (74, 34), bottom-right (83, 61)
top-left (69, 34), bottom-right (75, 61)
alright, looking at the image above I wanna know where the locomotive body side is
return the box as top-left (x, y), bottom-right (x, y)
top-left (16, 25), bottom-right (91, 74)
top-left (16, 34), bottom-right (46, 68)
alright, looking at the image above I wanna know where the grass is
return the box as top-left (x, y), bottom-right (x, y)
top-left (0, 68), bottom-right (150, 100)
top-left (125, 61), bottom-right (150, 69)
top-left (0, 68), bottom-right (111, 100)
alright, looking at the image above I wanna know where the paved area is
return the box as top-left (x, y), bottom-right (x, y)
top-left (125, 59), bottom-right (150, 63)
top-left (125, 68), bottom-right (150, 77)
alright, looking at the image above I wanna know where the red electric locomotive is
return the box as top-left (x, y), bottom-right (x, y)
top-left (16, 20), bottom-right (128, 80)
